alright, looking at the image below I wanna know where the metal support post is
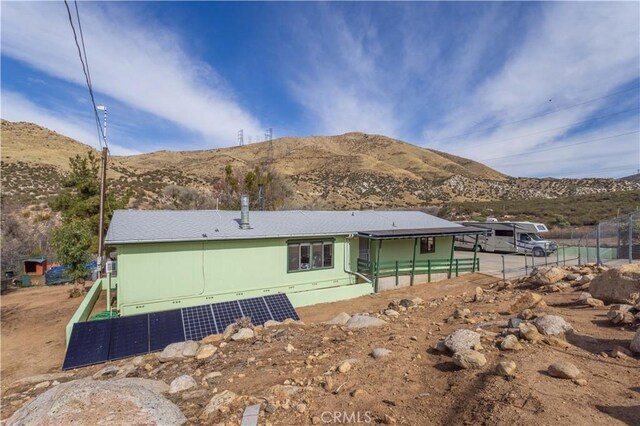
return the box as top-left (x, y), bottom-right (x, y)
top-left (629, 214), bottom-right (634, 263)
top-left (596, 223), bottom-right (602, 266)
top-left (501, 255), bottom-right (506, 281)
top-left (472, 235), bottom-right (479, 273)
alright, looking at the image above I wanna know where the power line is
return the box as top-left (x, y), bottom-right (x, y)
top-left (428, 85), bottom-right (640, 144)
top-left (63, 0), bottom-right (107, 150)
top-left (473, 106), bottom-right (640, 148)
top-left (483, 130), bottom-right (640, 162)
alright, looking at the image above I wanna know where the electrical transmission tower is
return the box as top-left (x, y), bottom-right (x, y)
top-left (238, 129), bottom-right (244, 146)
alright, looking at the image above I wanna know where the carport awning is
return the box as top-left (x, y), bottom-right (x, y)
top-left (357, 226), bottom-right (489, 240)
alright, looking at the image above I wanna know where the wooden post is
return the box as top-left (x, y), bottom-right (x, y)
top-left (428, 260), bottom-right (431, 282)
top-left (447, 236), bottom-right (455, 279)
top-left (472, 234), bottom-right (479, 272)
top-left (455, 259), bottom-right (459, 277)
top-left (410, 238), bottom-right (418, 286)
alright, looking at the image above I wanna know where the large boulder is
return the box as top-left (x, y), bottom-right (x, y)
top-left (510, 292), bottom-right (544, 313)
top-left (345, 315), bottom-right (387, 329)
top-left (452, 350), bottom-right (486, 370)
top-left (444, 329), bottom-right (481, 353)
top-left (631, 329), bottom-right (640, 354)
top-left (534, 315), bottom-right (574, 336)
top-left (7, 379), bottom-right (185, 425)
top-left (158, 341), bottom-right (198, 362)
top-left (589, 263), bottom-right (640, 305)
top-left (529, 267), bottom-right (567, 286)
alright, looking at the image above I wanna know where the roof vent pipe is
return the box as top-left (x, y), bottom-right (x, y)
top-left (240, 195), bottom-right (250, 229)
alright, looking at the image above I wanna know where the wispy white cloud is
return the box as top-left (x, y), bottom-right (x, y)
top-left (1, 2), bottom-right (263, 146)
top-left (1, 91), bottom-right (141, 156)
top-left (422, 2), bottom-right (640, 177)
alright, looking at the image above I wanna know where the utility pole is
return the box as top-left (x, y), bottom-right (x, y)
top-left (96, 105), bottom-right (108, 273)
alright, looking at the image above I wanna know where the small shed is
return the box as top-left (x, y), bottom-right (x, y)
top-left (23, 257), bottom-right (47, 276)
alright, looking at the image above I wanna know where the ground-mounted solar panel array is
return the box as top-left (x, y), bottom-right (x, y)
top-left (63, 293), bottom-right (300, 370)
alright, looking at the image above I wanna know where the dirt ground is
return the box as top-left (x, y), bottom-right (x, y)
top-left (1, 273), bottom-right (639, 425)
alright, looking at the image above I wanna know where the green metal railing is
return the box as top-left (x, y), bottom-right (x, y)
top-left (357, 257), bottom-right (480, 287)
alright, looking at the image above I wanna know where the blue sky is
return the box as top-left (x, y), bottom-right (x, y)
top-left (1, 1), bottom-right (639, 178)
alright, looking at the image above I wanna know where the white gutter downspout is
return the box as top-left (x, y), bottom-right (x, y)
top-left (344, 234), bottom-right (372, 283)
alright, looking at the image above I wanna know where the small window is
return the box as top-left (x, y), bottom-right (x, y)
top-left (495, 230), bottom-right (514, 237)
top-left (288, 240), bottom-right (334, 272)
top-left (420, 237), bottom-right (435, 254)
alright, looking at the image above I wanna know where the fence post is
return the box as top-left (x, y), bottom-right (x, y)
top-left (455, 259), bottom-right (459, 277)
top-left (532, 252), bottom-right (535, 269)
top-left (596, 223), bottom-right (602, 266)
top-left (556, 248), bottom-right (559, 266)
top-left (501, 255), bottom-right (506, 281)
top-left (524, 253), bottom-right (528, 276)
top-left (544, 253), bottom-right (548, 266)
top-left (427, 260), bottom-right (431, 283)
top-left (395, 261), bottom-right (399, 287)
top-left (629, 214), bottom-right (634, 263)
top-left (562, 246), bottom-right (566, 266)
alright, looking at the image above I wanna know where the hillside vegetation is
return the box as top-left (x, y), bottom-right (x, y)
top-left (440, 190), bottom-right (640, 227)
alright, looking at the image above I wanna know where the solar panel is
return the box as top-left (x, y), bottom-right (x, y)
top-left (239, 297), bottom-right (273, 326)
top-left (211, 300), bottom-right (243, 332)
top-left (109, 314), bottom-right (149, 360)
top-left (63, 319), bottom-right (112, 370)
top-left (264, 293), bottom-right (300, 322)
top-left (149, 309), bottom-right (185, 352)
top-left (182, 304), bottom-right (218, 340)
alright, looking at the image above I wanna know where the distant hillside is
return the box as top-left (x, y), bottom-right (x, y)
top-left (620, 172), bottom-right (640, 183)
top-left (2, 120), bottom-right (639, 211)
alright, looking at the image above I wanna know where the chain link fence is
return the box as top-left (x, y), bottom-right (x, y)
top-left (467, 211), bottom-right (639, 280)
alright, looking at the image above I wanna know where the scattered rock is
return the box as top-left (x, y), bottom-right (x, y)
top-left (399, 299), bottom-right (416, 308)
top-left (542, 336), bottom-right (571, 349)
top-left (195, 344), bottom-right (218, 360)
top-left (529, 267), bottom-right (567, 285)
top-left (500, 334), bottom-right (524, 351)
top-left (231, 328), bottom-right (254, 341)
top-left (510, 292), bottom-right (544, 313)
top-left (182, 389), bottom-right (209, 400)
top-left (201, 334), bottom-right (223, 344)
top-left (384, 309), bottom-right (400, 318)
top-left (585, 298), bottom-right (605, 308)
top-left (8, 372), bottom-right (75, 391)
top-left (453, 308), bottom-right (471, 319)
top-left (271, 384), bottom-right (302, 397)
top-left (607, 307), bottom-right (636, 325)
top-left (203, 371), bottom-right (222, 382)
top-left (434, 341), bottom-right (448, 353)
top-left (158, 341), bottom-right (199, 362)
top-left (548, 361), bottom-right (580, 379)
top-left (201, 390), bottom-right (238, 418)
top-left (452, 350), bottom-right (487, 370)
top-left (7, 379), bottom-right (185, 425)
top-left (630, 329), bottom-right (640, 354)
top-left (573, 378), bottom-right (588, 386)
top-left (534, 315), bottom-right (574, 336)
top-left (578, 292), bottom-right (592, 301)
top-left (263, 320), bottom-right (281, 328)
top-left (496, 360), bottom-right (517, 376)
top-left (370, 348), bottom-right (392, 359)
top-left (169, 375), bottom-right (197, 394)
top-left (444, 329), bottom-right (481, 353)
top-left (519, 309), bottom-right (535, 320)
top-left (473, 287), bottom-right (484, 302)
top-left (519, 323), bottom-right (542, 343)
top-left (324, 312), bottom-right (351, 325)
top-left (295, 403), bottom-right (307, 413)
top-left (92, 365), bottom-right (120, 380)
top-left (412, 297), bottom-right (425, 306)
top-left (565, 274), bottom-right (580, 281)
top-left (589, 263), bottom-right (640, 304)
top-left (611, 345), bottom-right (633, 358)
top-left (222, 324), bottom-right (236, 340)
top-left (507, 318), bottom-right (522, 328)
top-left (338, 361), bottom-right (352, 373)
top-left (345, 315), bottom-right (386, 329)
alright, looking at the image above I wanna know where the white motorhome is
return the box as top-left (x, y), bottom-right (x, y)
top-left (455, 219), bottom-right (557, 257)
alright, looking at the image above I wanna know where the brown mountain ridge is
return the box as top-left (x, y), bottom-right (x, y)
top-left (2, 119), bottom-right (638, 210)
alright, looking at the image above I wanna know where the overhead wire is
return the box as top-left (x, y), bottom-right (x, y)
top-left (483, 130), bottom-right (640, 162)
top-left (428, 85), bottom-right (640, 143)
top-left (63, 0), bottom-right (107, 151)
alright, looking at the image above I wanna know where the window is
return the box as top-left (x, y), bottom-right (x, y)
top-left (495, 230), bottom-right (514, 237)
top-left (288, 240), bottom-right (334, 272)
top-left (420, 237), bottom-right (435, 254)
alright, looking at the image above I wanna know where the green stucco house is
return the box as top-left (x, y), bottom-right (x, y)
top-left (99, 208), bottom-right (484, 317)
